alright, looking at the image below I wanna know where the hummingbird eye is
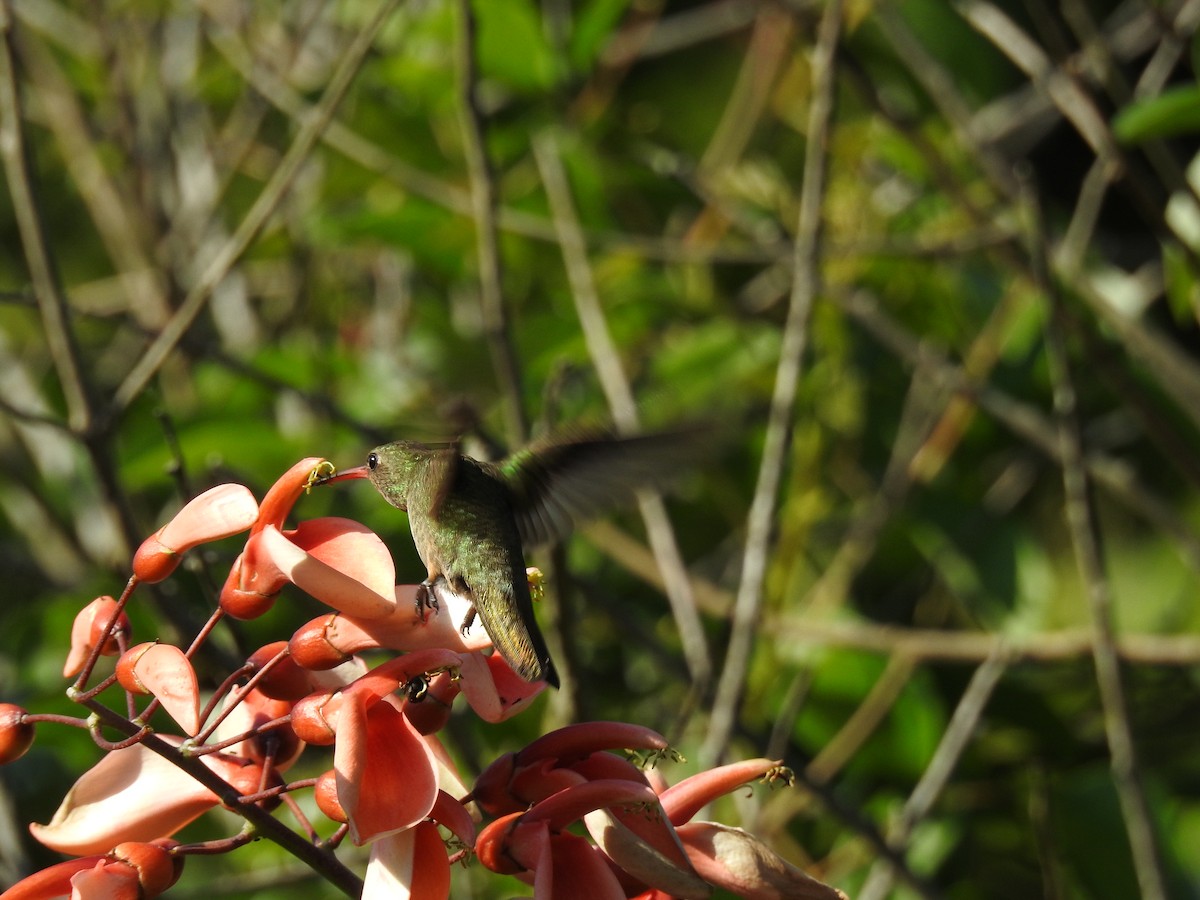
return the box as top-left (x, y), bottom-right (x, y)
top-left (367, 452), bottom-right (379, 470)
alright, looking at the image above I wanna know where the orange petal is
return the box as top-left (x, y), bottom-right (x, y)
top-left (29, 738), bottom-right (234, 855)
top-left (133, 485), bottom-right (259, 584)
top-left (289, 518), bottom-right (396, 603)
top-left (457, 653), bottom-right (547, 723)
top-left (64, 597), bottom-right (129, 678)
top-left (335, 696), bottom-right (439, 844)
top-left (362, 821), bottom-right (450, 900)
top-left (69, 857), bottom-right (141, 899)
top-left (0, 856), bottom-right (106, 899)
top-left (429, 790), bottom-right (475, 847)
top-left (156, 484), bottom-right (259, 552)
top-left (303, 585), bottom-right (490, 661)
top-left (255, 458), bottom-right (331, 532)
top-left (520, 779), bottom-right (660, 833)
top-left (517, 722), bottom-right (669, 767)
top-left (256, 526), bottom-right (393, 619)
top-left (116, 644), bottom-right (201, 736)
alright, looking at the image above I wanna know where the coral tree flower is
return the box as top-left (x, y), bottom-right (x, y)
top-left (63, 596), bottom-right (131, 679)
top-left (1, 840), bottom-right (181, 900)
top-left (219, 459), bottom-right (396, 621)
top-left (473, 726), bottom-right (844, 900)
top-left (30, 738), bottom-right (265, 856)
top-left (291, 650), bottom-right (462, 845)
top-left (651, 759), bottom-right (847, 900)
top-left (473, 722), bottom-right (710, 899)
top-left (132, 484), bottom-right (259, 584)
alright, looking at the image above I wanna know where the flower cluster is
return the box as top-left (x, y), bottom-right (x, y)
top-left (0, 459), bottom-right (843, 899)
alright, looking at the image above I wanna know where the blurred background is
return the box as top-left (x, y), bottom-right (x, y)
top-left (2, 0), bottom-right (1200, 896)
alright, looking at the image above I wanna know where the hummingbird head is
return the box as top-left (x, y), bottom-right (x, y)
top-left (364, 441), bottom-right (430, 511)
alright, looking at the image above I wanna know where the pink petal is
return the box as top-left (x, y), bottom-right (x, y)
top-left (117, 644), bottom-right (200, 736)
top-left (423, 732), bottom-right (471, 800)
top-left (658, 759), bottom-right (784, 826)
top-left (677, 823), bottom-right (846, 900)
top-left (300, 585), bottom-right (491, 662)
top-left (289, 518), bottom-right (396, 602)
top-left (0, 856), bottom-right (106, 900)
top-left (64, 597), bottom-right (129, 678)
top-left (29, 739), bottom-right (247, 855)
top-left (584, 808), bottom-right (709, 900)
top-left (362, 822), bottom-right (450, 900)
top-left (69, 858), bottom-right (140, 899)
top-left (133, 485), bottom-right (258, 584)
top-left (457, 653), bottom-right (547, 723)
top-left (429, 790), bottom-right (475, 847)
top-left (256, 525), bottom-right (393, 618)
top-left (336, 697), bottom-right (439, 844)
top-left (156, 484), bottom-right (259, 552)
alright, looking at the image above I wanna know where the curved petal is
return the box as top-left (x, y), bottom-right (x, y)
top-left (362, 822), bottom-right (450, 900)
top-left (658, 759), bottom-right (785, 826)
top-left (0, 856), bottom-right (106, 900)
top-left (305, 585), bottom-right (491, 661)
top-left (517, 722), bottom-right (669, 768)
top-left (335, 696), bottom-right (439, 844)
top-left (289, 518), bottom-right (396, 603)
top-left (256, 526), bottom-right (393, 619)
top-left (521, 780), bottom-right (660, 833)
top-left (69, 858), bottom-right (141, 899)
top-left (133, 485), bottom-right (259, 584)
top-left (677, 822), bottom-right (846, 900)
top-left (64, 597), bottom-right (129, 678)
top-left (543, 833), bottom-right (626, 900)
top-left (29, 739), bottom-right (248, 855)
top-left (457, 653), bottom-right (547, 723)
top-left (117, 644), bottom-right (200, 736)
top-left (584, 808), bottom-right (709, 900)
top-left (156, 484), bottom-right (259, 552)
top-left (429, 790), bottom-right (475, 847)
top-left (255, 458), bottom-right (331, 532)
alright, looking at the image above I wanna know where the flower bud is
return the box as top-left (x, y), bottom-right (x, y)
top-left (0, 703), bottom-right (33, 764)
top-left (111, 841), bottom-right (182, 898)
top-left (314, 770), bottom-right (347, 823)
top-left (246, 642), bottom-right (312, 701)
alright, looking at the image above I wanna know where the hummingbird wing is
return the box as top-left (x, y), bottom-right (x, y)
top-left (496, 427), bottom-right (704, 548)
top-left (425, 445), bottom-right (462, 520)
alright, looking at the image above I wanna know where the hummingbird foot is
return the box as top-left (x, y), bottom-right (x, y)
top-left (459, 604), bottom-right (477, 637)
top-left (414, 579), bottom-right (441, 622)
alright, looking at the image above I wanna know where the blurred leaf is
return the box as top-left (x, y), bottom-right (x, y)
top-left (474, 0), bottom-right (560, 92)
top-left (1113, 84), bottom-right (1200, 144)
top-left (569, 0), bottom-right (630, 72)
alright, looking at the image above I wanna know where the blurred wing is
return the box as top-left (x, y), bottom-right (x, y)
top-left (426, 446), bottom-right (461, 519)
top-left (498, 426), bottom-right (708, 548)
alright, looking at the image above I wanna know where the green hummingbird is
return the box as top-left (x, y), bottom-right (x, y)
top-left (325, 427), bottom-right (699, 688)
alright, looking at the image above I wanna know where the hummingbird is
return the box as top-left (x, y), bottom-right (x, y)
top-left (323, 427), bottom-right (701, 688)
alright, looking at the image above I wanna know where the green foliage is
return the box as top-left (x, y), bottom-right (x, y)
top-left (3, 1), bottom-right (1200, 898)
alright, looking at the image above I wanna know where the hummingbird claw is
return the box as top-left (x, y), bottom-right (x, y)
top-left (414, 580), bottom-right (441, 622)
top-left (460, 604), bottom-right (477, 637)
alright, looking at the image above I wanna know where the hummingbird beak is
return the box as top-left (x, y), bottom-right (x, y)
top-left (313, 465), bottom-right (370, 486)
